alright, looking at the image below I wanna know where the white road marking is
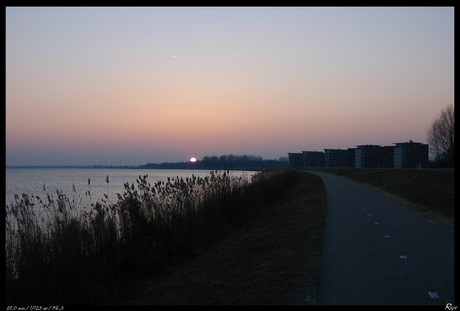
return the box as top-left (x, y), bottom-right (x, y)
top-left (428, 292), bottom-right (439, 299)
top-left (384, 235), bottom-right (390, 238)
top-left (400, 255), bottom-right (407, 259)
top-left (374, 222), bottom-right (379, 224)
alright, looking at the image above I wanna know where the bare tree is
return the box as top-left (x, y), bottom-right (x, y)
top-left (427, 104), bottom-right (454, 167)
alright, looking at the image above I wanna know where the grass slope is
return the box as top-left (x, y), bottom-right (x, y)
top-left (117, 171), bottom-right (327, 305)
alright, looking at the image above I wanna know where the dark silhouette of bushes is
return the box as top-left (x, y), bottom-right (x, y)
top-left (141, 154), bottom-right (289, 170)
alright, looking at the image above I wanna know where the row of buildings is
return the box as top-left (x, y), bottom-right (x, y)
top-left (288, 140), bottom-right (429, 169)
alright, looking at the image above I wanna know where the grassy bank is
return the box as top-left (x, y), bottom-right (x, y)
top-left (306, 168), bottom-right (454, 232)
top-left (5, 169), bottom-right (327, 305)
top-left (117, 170), bottom-right (327, 305)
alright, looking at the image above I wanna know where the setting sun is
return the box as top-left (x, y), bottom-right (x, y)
top-left (190, 157), bottom-right (197, 163)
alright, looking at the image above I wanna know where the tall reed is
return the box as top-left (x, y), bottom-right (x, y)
top-left (5, 169), bottom-right (298, 305)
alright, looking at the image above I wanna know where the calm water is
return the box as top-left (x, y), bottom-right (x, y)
top-left (5, 168), bottom-right (256, 206)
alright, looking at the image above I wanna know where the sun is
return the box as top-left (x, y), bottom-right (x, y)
top-left (190, 157), bottom-right (197, 163)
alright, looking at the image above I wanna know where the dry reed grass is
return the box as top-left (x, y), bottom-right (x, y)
top-left (6, 169), bottom-right (326, 305)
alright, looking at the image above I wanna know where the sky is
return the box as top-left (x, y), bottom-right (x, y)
top-left (5, 7), bottom-right (454, 166)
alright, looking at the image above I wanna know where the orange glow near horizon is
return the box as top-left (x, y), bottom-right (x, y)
top-left (6, 7), bottom-right (454, 166)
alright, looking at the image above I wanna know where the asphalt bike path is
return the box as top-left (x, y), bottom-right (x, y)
top-left (305, 171), bottom-right (455, 305)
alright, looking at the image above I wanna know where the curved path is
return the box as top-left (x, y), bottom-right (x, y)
top-left (306, 171), bottom-right (455, 305)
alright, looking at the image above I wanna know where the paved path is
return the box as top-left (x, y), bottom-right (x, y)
top-left (306, 171), bottom-right (455, 305)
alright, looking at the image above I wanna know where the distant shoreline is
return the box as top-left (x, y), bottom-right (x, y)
top-left (6, 155), bottom-right (289, 171)
top-left (4, 165), bottom-right (263, 171)
top-left (5, 165), bottom-right (140, 169)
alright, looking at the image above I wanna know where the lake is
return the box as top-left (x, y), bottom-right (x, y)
top-left (5, 168), bottom-right (257, 206)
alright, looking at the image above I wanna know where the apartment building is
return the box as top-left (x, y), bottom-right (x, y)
top-left (324, 149), bottom-right (348, 168)
top-left (393, 140), bottom-right (429, 168)
top-left (288, 140), bottom-right (428, 169)
top-left (303, 151), bottom-right (325, 167)
top-left (287, 152), bottom-right (304, 169)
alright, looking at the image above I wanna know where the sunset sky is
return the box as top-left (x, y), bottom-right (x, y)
top-left (6, 7), bottom-right (454, 166)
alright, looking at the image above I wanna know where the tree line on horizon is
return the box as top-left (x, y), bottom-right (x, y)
top-left (140, 154), bottom-right (289, 170)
